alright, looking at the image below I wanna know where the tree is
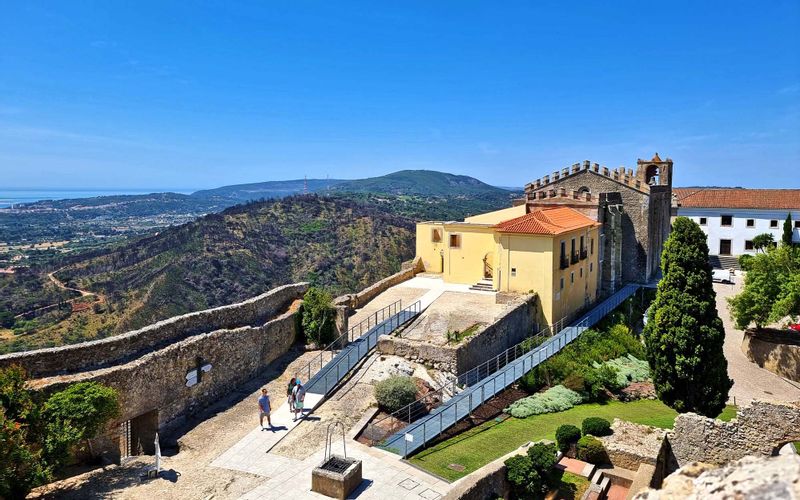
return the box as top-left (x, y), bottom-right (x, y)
top-left (300, 287), bottom-right (336, 346)
top-left (729, 245), bottom-right (800, 328)
top-left (752, 233), bottom-right (774, 253)
top-left (783, 214), bottom-right (794, 247)
top-left (643, 217), bottom-right (732, 417)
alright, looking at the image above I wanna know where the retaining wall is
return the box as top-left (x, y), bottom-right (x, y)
top-left (377, 294), bottom-right (537, 374)
top-left (334, 257), bottom-right (423, 311)
top-left (742, 329), bottom-right (800, 383)
top-left (0, 282), bottom-right (308, 377)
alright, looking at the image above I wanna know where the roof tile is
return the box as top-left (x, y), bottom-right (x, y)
top-left (493, 207), bottom-right (599, 235)
top-left (675, 188), bottom-right (800, 210)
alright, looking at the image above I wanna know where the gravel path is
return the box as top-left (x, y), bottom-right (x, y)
top-left (714, 281), bottom-right (800, 405)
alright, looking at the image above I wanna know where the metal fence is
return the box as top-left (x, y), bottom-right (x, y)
top-left (295, 300), bottom-right (402, 384)
top-left (371, 284), bottom-right (640, 456)
top-left (305, 300), bottom-right (422, 396)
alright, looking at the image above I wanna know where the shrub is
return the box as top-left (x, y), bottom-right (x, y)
top-left (505, 385), bottom-right (583, 418)
top-left (504, 455), bottom-right (542, 497)
top-left (582, 417), bottom-right (612, 437)
top-left (301, 287), bottom-right (336, 346)
top-left (597, 355), bottom-right (650, 387)
top-left (374, 376), bottom-right (418, 413)
top-left (738, 253), bottom-right (754, 271)
top-left (527, 441), bottom-right (558, 471)
top-left (555, 424), bottom-right (581, 453)
top-left (576, 435), bottom-right (608, 464)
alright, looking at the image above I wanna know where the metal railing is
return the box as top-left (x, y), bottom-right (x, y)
top-left (369, 284), bottom-right (641, 456)
top-left (295, 300), bottom-right (402, 383)
top-left (306, 300), bottom-right (422, 396)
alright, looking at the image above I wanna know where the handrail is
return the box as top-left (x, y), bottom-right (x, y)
top-left (295, 300), bottom-right (401, 383)
top-left (362, 284), bottom-right (641, 452)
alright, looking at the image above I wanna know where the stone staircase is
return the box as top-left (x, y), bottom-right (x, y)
top-left (469, 278), bottom-right (496, 292)
top-left (709, 254), bottom-right (740, 270)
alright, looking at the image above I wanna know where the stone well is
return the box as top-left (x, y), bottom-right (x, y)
top-left (311, 454), bottom-right (363, 500)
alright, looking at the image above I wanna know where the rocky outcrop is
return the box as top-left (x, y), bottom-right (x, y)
top-left (633, 454), bottom-right (800, 499)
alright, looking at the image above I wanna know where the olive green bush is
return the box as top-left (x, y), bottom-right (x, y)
top-left (374, 375), bottom-right (418, 413)
top-left (581, 417), bottom-right (611, 436)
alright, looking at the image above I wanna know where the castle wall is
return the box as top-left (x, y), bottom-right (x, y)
top-left (35, 308), bottom-right (299, 463)
top-left (0, 282), bottom-right (308, 378)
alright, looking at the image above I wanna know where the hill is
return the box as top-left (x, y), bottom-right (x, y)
top-left (1, 195), bottom-right (416, 352)
top-left (191, 178), bottom-right (345, 203)
top-left (330, 170), bottom-right (515, 197)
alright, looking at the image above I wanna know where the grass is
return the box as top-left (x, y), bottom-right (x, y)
top-left (445, 323), bottom-right (483, 344)
top-left (794, 442), bottom-right (800, 453)
top-left (556, 471), bottom-right (589, 500)
top-left (409, 399), bottom-right (737, 481)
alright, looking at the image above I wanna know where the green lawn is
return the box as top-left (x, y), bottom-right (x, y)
top-left (409, 400), bottom-right (737, 481)
top-left (556, 471), bottom-right (590, 500)
top-left (794, 442), bottom-right (800, 454)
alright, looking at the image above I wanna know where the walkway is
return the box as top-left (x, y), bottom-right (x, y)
top-left (380, 284), bottom-right (641, 457)
top-left (714, 281), bottom-right (800, 404)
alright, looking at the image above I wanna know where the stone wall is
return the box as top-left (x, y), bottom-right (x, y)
top-left (0, 282), bottom-right (308, 377)
top-left (600, 419), bottom-right (669, 472)
top-left (377, 294), bottom-right (537, 374)
top-left (36, 308), bottom-right (299, 463)
top-left (742, 329), bottom-right (800, 382)
top-left (668, 400), bottom-right (800, 466)
top-left (334, 256), bottom-right (423, 311)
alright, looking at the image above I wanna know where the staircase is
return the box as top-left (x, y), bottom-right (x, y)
top-left (709, 254), bottom-right (740, 270)
top-left (469, 279), bottom-right (496, 292)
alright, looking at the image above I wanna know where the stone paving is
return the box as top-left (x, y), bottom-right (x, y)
top-left (713, 280), bottom-right (800, 404)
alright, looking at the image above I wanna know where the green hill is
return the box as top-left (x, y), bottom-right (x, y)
top-left (330, 170), bottom-right (515, 197)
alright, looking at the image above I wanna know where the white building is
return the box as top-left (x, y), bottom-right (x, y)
top-left (674, 188), bottom-right (800, 263)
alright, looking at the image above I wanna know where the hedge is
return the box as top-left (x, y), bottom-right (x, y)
top-left (582, 417), bottom-right (612, 436)
top-left (555, 424), bottom-right (581, 453)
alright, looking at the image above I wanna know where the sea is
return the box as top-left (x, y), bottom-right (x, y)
top-left (0, 189), bottom-right (195, 208)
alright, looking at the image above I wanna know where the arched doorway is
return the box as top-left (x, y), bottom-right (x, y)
top-left (483, 252), bottom-right (494, 279)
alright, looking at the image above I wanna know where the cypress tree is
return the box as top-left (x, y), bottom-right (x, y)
top-left (783, 213), bottom-right (793, 247)
top-left (644, 217), bottom-right (732, 417)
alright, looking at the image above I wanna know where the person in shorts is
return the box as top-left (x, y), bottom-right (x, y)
top-left (287, 377), bottom-right (297, 407)
top-left (258, 388), bottom-right (272, 430)
top-left (292, 381), bottom-right (306, 422)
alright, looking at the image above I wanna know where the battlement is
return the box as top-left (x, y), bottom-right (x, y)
top-left (527, 185), bottom-right (595, 202)
top-left (524, 155), bottom-right (673, 198)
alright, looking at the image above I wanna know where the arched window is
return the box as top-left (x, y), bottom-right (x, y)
top-left (645, 165), bottom-right (660, 185)
top-left (577, 186), bottom-right (591, 195)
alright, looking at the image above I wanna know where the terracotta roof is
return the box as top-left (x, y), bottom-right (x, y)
top-left (493, 207), bottom-right (599, 235)
top-left (651, 152), bottom-right (662, 162)
top-left (674, 188), bottom-right (800, 210)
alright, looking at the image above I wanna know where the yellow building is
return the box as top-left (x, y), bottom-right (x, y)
top-left (416, 206), bottom-right (600, 326)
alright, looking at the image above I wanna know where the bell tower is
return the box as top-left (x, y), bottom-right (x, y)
top-left (636, 153), bottom-right (673, 188)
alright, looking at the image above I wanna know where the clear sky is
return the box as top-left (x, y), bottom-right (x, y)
top-left (1, 1), bottom-right (798, 190)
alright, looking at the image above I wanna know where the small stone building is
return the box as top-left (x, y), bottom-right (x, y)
top-left (523, 154), bottom-right (673, 294)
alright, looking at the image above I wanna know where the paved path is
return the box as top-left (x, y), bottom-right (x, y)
top-left (714, 281), bottom-right (800, 405)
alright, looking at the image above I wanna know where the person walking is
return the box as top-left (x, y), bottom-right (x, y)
top-left (292, 380), bottom-right (306, 422)
top-left (287, 377), bottom-right (297, 408)
top-left (258, 388), bottom-right (272, 430)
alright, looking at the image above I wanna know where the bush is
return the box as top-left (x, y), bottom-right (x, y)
top-left (374, 376), bottom-right (418, 413)
top-left (596, 355), bottom-right (650, 387)
top-left (738, 253), bottom-right (754, 271)
top-left (301, 287), bottom-right (336, 346)
top-left (582, 417), bottom-right (612, 437)
top-left (505, 385), bottom-right (583, 418)
top-left (576, 435), bottom-right (608, 464)
top-left (555, 424), bottom-right (581, 453)
top-left (504, 442), bottom-right (558, 498)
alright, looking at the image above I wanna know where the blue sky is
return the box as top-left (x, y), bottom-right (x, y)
top-left (1, 1), bottom-right (798, 190)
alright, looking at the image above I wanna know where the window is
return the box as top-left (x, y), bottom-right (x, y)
top-left (579, 267), bottom-right (583, 277)
top-left (770, 220), bottom-right (778, 228)
top-left (559, 241), bottom-right (568, 269)
top-left (699, 217), bottom-right (707, 225)
top-left (589, 262), bottom-right (593, 272)
top-left (721, 215), bottom-right (732, 227)
top-left (560, 277), bottom-right (564, 290)
top-left (511, 268), bottom-right (517, 277)
top-left (795, 221), bottom-right (800, 229)
top-left (590, 238), bottom-right (594, 255)
top-left (570, 272), bottom-right (574, 284)
top-left (745, 240), bottom-right (754, 251)
top-left (746, 219), bottom-right (754, 228)
top-left (431, 228), bottom-right (442, 243)
top-left (449, 234), bottom-right (460, 248)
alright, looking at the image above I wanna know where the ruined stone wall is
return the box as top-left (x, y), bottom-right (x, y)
top-left (742, 330), bottom-right (800, 382)
top-left (36, 308), bottom-right (299, 463)
top-left (0, 282), bottom-right (308, 377)
top-left (377, 295), bottom-right (537, 374)
top-left (669, 400), bottom-right (800, 466)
